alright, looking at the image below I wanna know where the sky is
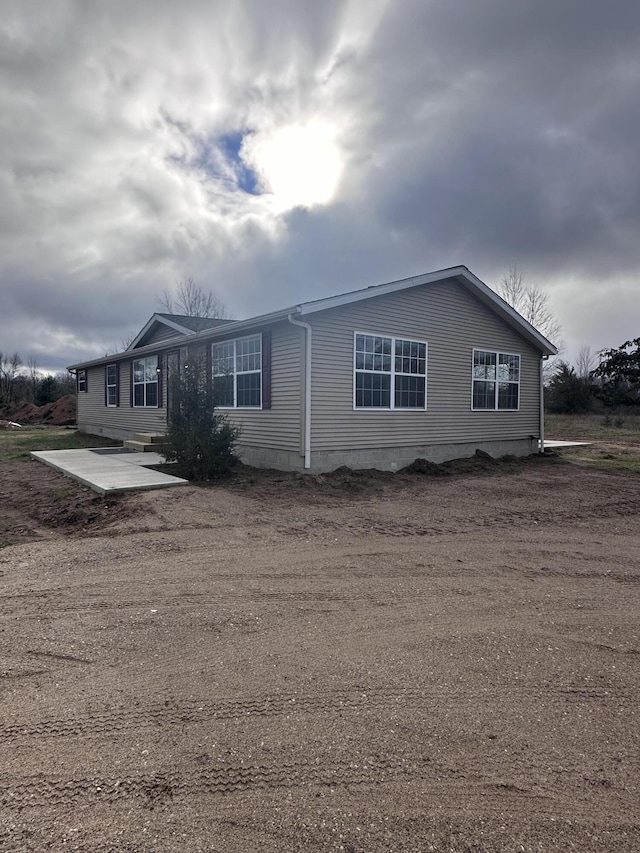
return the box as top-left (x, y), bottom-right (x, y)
top-left (1, 0), bottom-right (639, 374)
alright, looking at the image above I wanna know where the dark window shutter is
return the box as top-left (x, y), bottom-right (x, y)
top-left (262, 330), bottom-right (272, 410)
top-left (157, 354), bottom-right (163, 408)
top-left (130, 361), bottom-right (134, 407)
top-left (115, 363), bottom-right (120, 407)
top-left (104, 367), bottom-right (108, 407)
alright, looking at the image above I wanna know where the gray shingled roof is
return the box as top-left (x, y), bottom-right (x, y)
top-left (156, 313), bottom-right (234, 332)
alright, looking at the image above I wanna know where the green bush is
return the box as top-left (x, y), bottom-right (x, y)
top-left (163, 349), bottom-right (240, 481)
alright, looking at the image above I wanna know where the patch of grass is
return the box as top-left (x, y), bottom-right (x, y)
top-left (587, 453), bottom-right (640, 473)
top-left (545, 412), bottom-right (640, 473)
top-left (546, 412), bottom-right (640, 444)
top-left (0, 427), bottom-right (119, 463)
top-left (562, 446), bottom-right (640, 473)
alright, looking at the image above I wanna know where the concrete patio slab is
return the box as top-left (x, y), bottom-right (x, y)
top-left (30, 449), bottom-right (189, 495)
top-left (540, 440), bottom-right (592, 449)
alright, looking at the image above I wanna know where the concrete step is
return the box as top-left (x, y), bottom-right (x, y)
top-left (131, 433), bottom-right (166, 444)
top-left (123, 438), bottom-right (166, 453)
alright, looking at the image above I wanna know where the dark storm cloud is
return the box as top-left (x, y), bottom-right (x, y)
top-left (0, 0), bottom-right (639, 372)
top-left (348, 0), bottom-right (640, 275)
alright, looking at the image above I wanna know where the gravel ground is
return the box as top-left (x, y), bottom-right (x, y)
top-left (1, 453), bottom-right (639, 852)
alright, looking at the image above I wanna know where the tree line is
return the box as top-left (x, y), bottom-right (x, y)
top-left (546, 339), bottom-right (640, 414)
top-left (0, 351), bottom-right (76, 409)
top-left (2, 279), bottom-right (227, 410)
top-left (496, 267), bottom-right (639, 413)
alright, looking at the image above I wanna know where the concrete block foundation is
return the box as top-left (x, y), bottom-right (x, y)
top-left (238, 437), bottom-right (537, 474)
top-left (79, 422), bottom-right (537, 475)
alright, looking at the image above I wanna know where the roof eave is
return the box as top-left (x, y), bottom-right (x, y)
top-left (126, 313), bottom-right (197, 351)
top-left (67, 307), bottom-right (295, 371)
top-left (458, 269), bottom-right (558, 356)
top-left (296, 265), bottom-right (558, 357)
top-left (67, 266), bottom-right (558, 371)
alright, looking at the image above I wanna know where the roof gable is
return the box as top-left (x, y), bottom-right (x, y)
top-left (296, 266), bottom-right (558, 356)
top-left (128, 313), bottom-right (232, 350)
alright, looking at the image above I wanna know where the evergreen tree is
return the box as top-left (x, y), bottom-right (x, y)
top-left (163, 347), bottom-right (240, 481)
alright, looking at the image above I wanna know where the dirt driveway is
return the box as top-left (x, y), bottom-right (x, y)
top-left (1, 453), bottom-right (640, 852)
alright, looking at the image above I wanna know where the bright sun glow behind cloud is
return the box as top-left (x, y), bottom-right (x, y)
top-left (244, 123), bottom-right (343, 212)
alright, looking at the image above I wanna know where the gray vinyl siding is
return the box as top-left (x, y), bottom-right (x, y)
top-left (77, 321), bottom-right (303, 452)
top-left (77, 360), bottom-right (167, 435)
top-left (138, 324), bottom-right (188, 347)
top-left (308, 278), bottom-right (542, 452)
top-left (222, 321), bottom-right (303, 452)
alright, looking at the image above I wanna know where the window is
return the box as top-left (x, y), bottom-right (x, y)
top-left (212, 334), bottom-right (262, 408)
top-left (472, 349), bottom-right (520, 410)
top-left (354, 333), bottom-right (427, 409)
top-left (133, 356), bottom-right (159, 407)
top-left (106, 364), bottom-right (118, 407)
top-left (77, 370), bottom-right (87, 393)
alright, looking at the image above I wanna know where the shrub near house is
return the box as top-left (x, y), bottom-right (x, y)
top-left (163, 349), bottom-right (240, 481)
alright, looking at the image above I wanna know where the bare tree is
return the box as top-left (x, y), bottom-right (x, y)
top-left (498, 266), bottom-right (563, 345)
top-left (0, 351), bottom-right (24, 405)
top-left (158, 277), bottom-right (228, 319)
top-left (575, 345), bottom-right (596, 379)
top-left (120, 332), bottom-right (136, 351)
top-left (27, 354), bottom-right (40, 403)
top-left (497, 266), bottom-right (564, 378)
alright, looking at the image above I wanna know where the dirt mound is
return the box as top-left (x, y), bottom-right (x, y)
top-left (38, 395), bottom-right (77, 425)
top-left (401, 448), bottom-right (501, 476)
top-left (2, 395), bottom-right (76, 426)
top-left (401, 457), bottom-right (451, 476)
top-left (9, 401), bottom-right (40, 422)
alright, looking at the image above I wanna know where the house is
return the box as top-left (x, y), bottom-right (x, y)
top-left (68, 266), bottom-right (557, 473)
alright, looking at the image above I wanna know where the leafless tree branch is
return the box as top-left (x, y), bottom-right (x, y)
top-left (497, 265), bottom-right (564, 378)
top-left (157, 277), bottom-right (228, 319)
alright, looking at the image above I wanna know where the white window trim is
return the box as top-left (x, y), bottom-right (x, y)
top-left (212, 333), bottom-right (262, 409)
top-left (471, 348), bottom-right (521, 412)
top-left (133, 356), bottom-right (159, 408)
top-left (77, 370), bottom-right (87, 393)
top-left (106, 364), bottom-right (117, 407)
top-left (353, 330), bottom-right (428, 411)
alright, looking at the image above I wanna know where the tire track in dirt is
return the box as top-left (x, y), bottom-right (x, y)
top-left (1, 684), bottom-right (633, 743)
top-left (0, 755), bottom-right (427, 809)
top-left (0, 757), bottom-right (614, 822)
top-left (0, 587), bottom-right (468, 617)
top-left (0, 688), bottom-right (416, 741)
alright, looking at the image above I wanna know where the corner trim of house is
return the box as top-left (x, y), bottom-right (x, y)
top-left (287, 312), bottom-right (312, 469)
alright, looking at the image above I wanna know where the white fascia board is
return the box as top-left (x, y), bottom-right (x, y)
top-left (67, 309), bottom-right (295, 371)
top-left (459, 269), bottom-right (558, 356)
top-left (68, 266), bottom-right (558, 372)
top-left (296, 267), bottom-right (469, 317)
top-left (297, 265), bottom-right (558, 357)
top-left (126, 314), bottom-right (196, 351)
top-left (189, 308), bottom-right (293, 342)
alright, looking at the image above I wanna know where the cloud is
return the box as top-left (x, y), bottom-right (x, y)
top-left (0, 0), bottom-right (639, 372)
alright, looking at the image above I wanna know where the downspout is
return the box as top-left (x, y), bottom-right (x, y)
top-left (539, 356), bottom-right (546, 453)
top-left (287, 313), bottom-right (312, 470)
